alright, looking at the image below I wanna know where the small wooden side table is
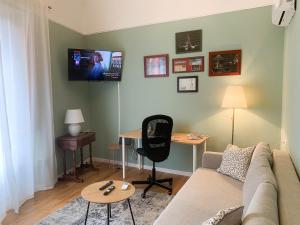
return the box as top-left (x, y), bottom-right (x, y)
top-left (56, 132), bottom-right (96, 182)
top-left (81, 180), bottom-right (135, 225)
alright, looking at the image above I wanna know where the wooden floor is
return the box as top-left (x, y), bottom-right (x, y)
top-left (2, 162), bottom-right (189, 225)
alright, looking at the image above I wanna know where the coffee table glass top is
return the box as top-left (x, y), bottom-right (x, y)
top-left (81, 180), bottom-right (135, 204)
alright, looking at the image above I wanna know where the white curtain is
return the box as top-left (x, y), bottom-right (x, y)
top-left (0, 0), bottom-right (56, 220)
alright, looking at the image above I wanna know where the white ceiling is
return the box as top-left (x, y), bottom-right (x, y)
top-left (48, 0), bottom-right (276, 35)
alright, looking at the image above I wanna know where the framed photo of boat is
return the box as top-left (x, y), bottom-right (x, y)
top-left (209, 50), bottom-right (242, 76)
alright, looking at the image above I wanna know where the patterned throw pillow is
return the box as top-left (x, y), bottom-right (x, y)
top-left (217, 145), bottom-right (255, 182)
top-left (202, 206), bottom-right (244, 225)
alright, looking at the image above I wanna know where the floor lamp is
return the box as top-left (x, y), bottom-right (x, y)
top-left (222, 86), bottom-right (247, 145)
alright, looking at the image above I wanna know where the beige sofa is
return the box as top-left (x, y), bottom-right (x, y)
top-left (154, 143), bottom-right (300, 225)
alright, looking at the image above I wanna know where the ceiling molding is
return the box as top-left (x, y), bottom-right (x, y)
top-left (47, 0), bottom-right (276, 35)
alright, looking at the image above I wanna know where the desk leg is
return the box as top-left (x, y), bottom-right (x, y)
top-left (193, 145), bottom-right (197, 172)
top-left (122, 137), bottom-right (126, 179)
top-left (137, 138), bottom-right (141, 170)
top-left (203, 141), bottom-right (207, 152)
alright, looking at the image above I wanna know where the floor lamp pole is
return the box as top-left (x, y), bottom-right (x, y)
top-left (231, 108), bottom-right (235, 145)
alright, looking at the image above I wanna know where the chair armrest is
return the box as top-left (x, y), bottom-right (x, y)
top-left (202, 151), bottom-right (223, 169)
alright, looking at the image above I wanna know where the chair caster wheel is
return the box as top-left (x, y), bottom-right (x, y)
top-left (141, 193), bottom-right (146, 198)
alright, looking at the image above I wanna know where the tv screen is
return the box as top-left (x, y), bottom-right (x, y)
top-left (68, 48), bottom-right (123, 81)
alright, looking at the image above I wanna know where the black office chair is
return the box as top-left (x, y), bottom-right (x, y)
top-left (132, 114), bottom-right (173, 198)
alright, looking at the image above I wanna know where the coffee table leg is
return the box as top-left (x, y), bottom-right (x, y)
top-left (84, 201), bottom-right (90, 225)
top-left (127, 199), bottom-right (135, 225)
top-left (107, 204), bottom-right (110, 225)
top-left (109, 203), bottom-right (112, 218)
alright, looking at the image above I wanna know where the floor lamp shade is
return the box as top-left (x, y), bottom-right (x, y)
top-left (64, 109), bottom-right (85, 136)
top-left (222, 86), bottom-right (247, 144)
top-left (222, 86), bottom-right (247, 109)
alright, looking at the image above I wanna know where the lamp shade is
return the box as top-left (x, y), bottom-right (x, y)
top-left (222, 86), bottom-right (247, 109)
top-left (64, 109), bottom-right (85, 124)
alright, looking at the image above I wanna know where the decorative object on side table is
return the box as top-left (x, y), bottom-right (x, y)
top-left (175, 30), bottom-right (202, 54)
top-left (177, 76), bottom-right (198, 93)
top-left (173, 56), bottom-right (204, 73)
top-left (144, 54), bottom-right (169, 78)
top-left (222, 86), bottom-right (247, 144)
top-left (56, 132), bottom-right (96, 182)
top-left (209, 50), bottom-right (242, 76)
top-left (64, 108), bottom-right (85, 136)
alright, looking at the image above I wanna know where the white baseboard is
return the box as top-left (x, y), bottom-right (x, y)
top-left (93, 157), bottom-right (192, 177)
top-left (57, 157), bottom-right (193, 178)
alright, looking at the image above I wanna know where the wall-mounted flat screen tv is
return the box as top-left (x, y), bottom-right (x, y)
top-left (68, 48), bottom-right (123, 81)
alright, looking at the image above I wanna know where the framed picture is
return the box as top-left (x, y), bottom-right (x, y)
top-left (177, 76), bottom-right (198, 93)
top-left (176, 30), bottom-right (202, 54)
top-left (144, 54), bottom-right (169, 78)
top-left (173, 56), bottom-right (204, 73)
top-left (209, 50), bottom-right (242, 76)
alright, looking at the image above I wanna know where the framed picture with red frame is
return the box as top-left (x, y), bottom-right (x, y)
top-left (172, 56), bottom-right (204, 73)
top-left (209, 50), bottom-right (242, 76)
top-left (144, 54), bottom-right (169, 78)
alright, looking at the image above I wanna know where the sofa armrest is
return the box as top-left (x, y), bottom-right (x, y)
top-left (202, 151), bottom-right (223, 169)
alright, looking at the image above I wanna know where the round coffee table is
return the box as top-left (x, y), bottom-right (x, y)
top-left (81, 180), bottom-right (135, 225)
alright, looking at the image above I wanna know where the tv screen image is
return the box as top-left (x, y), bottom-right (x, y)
top-left (68, 48), bottom-right (123, 81)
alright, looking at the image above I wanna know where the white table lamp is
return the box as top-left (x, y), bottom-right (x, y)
top-left (222, 86), bottom-right (247, 144)
top-left (64, 109), bottom-right (85, 136)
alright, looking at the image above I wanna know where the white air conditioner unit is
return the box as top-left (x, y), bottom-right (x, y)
top-left (272, 0), bottom-right (296, 26)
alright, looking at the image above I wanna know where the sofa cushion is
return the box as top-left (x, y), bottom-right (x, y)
top-left (217, 145), bottom-right (255, 182)
top-left (154, 168), bottom-right (243, 225)
top-left (242, 183), bottom-right (279, 225)
top-left (202, 206), bottom-right (243, 225)
top-left (251, 142), bottom-right (273, 166)
top-left (202, 151), bottom-right (223, 170)
top-left (243, 155), bottom-right (277, 214)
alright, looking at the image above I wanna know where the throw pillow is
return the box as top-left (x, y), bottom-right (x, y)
top-left (202, 206), bottom-right (244, 225)
top-left (217, 145), bottom-right (255, 182)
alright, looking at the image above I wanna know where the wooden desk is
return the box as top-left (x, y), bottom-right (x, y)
top-left (119, 130), bottom-right (208, 179)
top-left (56, 132), bottom-right (96, 182)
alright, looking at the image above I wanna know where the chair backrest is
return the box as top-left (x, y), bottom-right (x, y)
top-left (142, 115), bottom-right (173, 163)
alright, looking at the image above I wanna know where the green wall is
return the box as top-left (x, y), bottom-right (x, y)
top-left (49, 6), bottom-right (285, 174)
top-left (85, 6), bottom-right (284, 172)
top-left (283, 8), bottom-right (300, 175)
top-left (49, 22), bottom-right (91, 173)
